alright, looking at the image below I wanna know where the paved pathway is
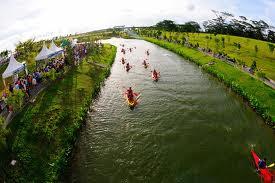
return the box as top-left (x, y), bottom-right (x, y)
top-left (2, 82), bottom-right (47, 128)
top-left (198, 48), bottom-right (275, 89)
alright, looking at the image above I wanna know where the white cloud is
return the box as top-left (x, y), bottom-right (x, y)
top-left (264, 0), bottom-right (275, 25)
top-left (0, 0), bottom-right (274, 51)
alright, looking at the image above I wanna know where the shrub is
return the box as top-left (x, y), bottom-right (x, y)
top-left (7, 90), bottom-right (25, 112)
top-left (257, 70), bottom-right (266, 79)
top-left (268, 43), bottom-right (275, 53)
top-left (251, 60), bottom-right (257, 71)
top-left (254, 45), bottom-right (259, 54)
top-left (221, 37), bottom-right (225, 48)
top-left (233, 42), bottom-right (241, 49)
top-left (0, 116), bottom-right (8, 150)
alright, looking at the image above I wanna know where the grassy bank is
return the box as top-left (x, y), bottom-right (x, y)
top-left (144, 37), bottom-right (275, 125)
top-left (137, 29), bottom-right (275, 80)
top-left (1, 44), bottom-right (117, 182)
top-left (186, 33), bottom-right (275, 80)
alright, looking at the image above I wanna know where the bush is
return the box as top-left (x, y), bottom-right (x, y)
top-left (251, 60), bottom-right (257, 71)
top-left (233, 42), bottom-right (241, 49)
top-left (268, 43), bottom-right (274, 53)
top-left (257, 70), bottom-right (266, 79)
top-left (0, 116), bottom-right (8, 150)
top-left (254, 45), bottom-right (259, 53)
top-left (221, 37), bottom-right (225, 48)
top-left (7, 90), bottom-right (25, 112)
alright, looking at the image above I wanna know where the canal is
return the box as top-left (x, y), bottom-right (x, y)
top-left (66, 38), bottom-right (275, 183)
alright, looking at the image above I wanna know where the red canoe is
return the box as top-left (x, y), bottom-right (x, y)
top-left (251, 150), bottom-right (275, 183)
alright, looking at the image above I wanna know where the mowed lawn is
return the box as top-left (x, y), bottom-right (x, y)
top-left (187, 33), bottom-right (275, 80)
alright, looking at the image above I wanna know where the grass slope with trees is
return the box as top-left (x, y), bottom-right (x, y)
top-left (187, 33), bottom-right (275, 80)
top-left (139, 29), bottom-right (275, 81)
top-left (0, 44), bottom-right (117, 182)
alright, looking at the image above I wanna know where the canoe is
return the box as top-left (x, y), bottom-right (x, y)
top-left (124, 93), bottom-right (140, 108)
top-left (251, 150), bottom-right (274, 183)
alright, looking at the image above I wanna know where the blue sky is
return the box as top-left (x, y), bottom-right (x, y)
top-left (0, 0), bottom-right (274, 51)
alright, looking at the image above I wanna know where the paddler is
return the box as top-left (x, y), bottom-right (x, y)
top-left (153, 69), bottom-right (158, 78)
top-left (121, 57), bottom-right (125, 64)
top-left (258, 158), bottom-right (267, 169)
top-left (126, 87), bottom-right (134, 101)
top-left (126, 63), bottom-right (131, 71)
top-left (143, 60), bottom-right (147, 66)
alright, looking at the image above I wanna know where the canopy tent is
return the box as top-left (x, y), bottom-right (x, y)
top-left (49, 40), bottom-right (63, 57)
top-left (35, 42), bottom-right (53, 61)
top-left (2, 55), bottom-right (25, 79)
top-left (71, 39), bottom-right (78, 47)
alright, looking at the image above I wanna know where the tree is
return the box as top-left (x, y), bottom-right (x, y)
top-left (214, 37), bottom-right (220, 52)
top-left (0, 50), bottom-right (9, 58)
top-left (179, 34), bottom-right (186, 44)
top-left (64, 43), bottom-right (74, 66)
top-left (251, 20), bottom-right (269, 40)
top-left (250, 60), bottom-right (257, 71)
top-left (0, 116), bottom-right (8, 150)
top-left (268, 43), bottom-right (275, 53)
top-left (178, 21), bottom-right (201, 32)
top-left (221, 37), bottom-right (225, 48)
top-left (7, 90), bottom-right (25, 112)
top-left (267, 30), bottom-right (275, 43)
top-left (254, 45), bottom-right (259, 55)
top-left (155, 20), bottom-right (177, 31)
top-left (203, 10), bottom-right (234, 34)
top-left (257, 69), bottom-right (266, 79)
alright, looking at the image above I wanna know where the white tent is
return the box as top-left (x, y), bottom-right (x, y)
top-left (71, 39), bottom-right (78, 47)
top-left (49, 40), bottom-right (63, 53)
top-left (2, 55), bottom-right (25, 79)
top-left (49, 40), bottom-right (63, 57)
top-left (35, 42), bottom-right (53, 61)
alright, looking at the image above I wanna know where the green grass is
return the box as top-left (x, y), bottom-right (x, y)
top-left (144, 37), bottom-right (275, 125)
top-left (186, 33), bottom-right (275, 80)
top-left (1, 44), bottom-right (117, 182)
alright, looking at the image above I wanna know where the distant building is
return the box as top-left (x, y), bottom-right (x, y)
top-left (113, 26), bottom-right (125, 29)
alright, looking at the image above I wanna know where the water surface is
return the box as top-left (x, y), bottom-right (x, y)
top-left (66, 38), bottom-right (275, 183)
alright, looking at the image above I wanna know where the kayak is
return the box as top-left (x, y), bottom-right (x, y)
top-left (143, 63), bottom-right (148, 68)
top-left (251, 150), bottom-right (275, 183)
top-left (126, 66), bottom-right (132, 72)
top-left (124, 93), bottom-right (140, 108)
top-left (126, 97), bottom-right (137, 108)
top-left (151, 72), bottom-right (160, 81)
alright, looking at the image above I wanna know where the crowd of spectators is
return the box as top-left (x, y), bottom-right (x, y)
top-left (1, 57), bottom-right (65, 112)
top-left (0, 41), bottom-right (89, 114)
top-left (74, 43), bottom-right (87, 65)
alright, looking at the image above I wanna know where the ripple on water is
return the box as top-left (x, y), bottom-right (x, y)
top-left (66, 38), bottom-right (275, 183)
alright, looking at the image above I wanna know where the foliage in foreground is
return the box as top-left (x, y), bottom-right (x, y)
top-left (1, 44), bottom-right (117, 182)
top-left (144, 37), bottom-right (275, 125)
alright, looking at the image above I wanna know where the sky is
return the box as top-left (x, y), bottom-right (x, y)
top-left (0, 0), bottom-right (274, 51)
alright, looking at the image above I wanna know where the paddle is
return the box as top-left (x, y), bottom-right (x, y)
top-left (135, 93), bottom-right (142, 100)
top-left (268, 163), bottom-right (275, 168)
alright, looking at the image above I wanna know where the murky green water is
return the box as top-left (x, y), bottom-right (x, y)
top-left (65, 38), bottom-right (275, 183)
